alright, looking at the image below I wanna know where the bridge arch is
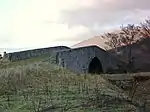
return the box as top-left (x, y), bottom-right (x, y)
top-left (57, 46), bottom-right (123, 74)
top-left (88, 57), bottom-right (103, 74)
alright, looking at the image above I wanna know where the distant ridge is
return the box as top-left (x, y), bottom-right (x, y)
top-left (72, 36), bottom-right (110, 50)
top-left (72, 29), bottom-right (120, 50)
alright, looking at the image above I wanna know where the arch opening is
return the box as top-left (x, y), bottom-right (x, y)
top-left (88, 57), bottom-right (103, 74)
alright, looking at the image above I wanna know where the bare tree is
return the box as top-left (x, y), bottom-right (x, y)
top-left (103, 24), bottom-right (143, 72)
top-left (140, 17), bottom-right (150, 37)
top-left (102, 32), bottom-right (121, 53)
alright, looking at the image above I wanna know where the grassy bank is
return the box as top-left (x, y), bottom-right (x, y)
top-left (0, 59), bottom-right (137, 112)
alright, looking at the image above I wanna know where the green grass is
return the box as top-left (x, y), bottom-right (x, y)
top-left (0, 58), bottom-right (136, 112)
top-left (0, 55), bottom-right (55, 69)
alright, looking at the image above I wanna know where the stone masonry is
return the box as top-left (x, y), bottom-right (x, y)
top-left (4, 45), bottom-right (125, 74)
top-left (56, 45), bottom-right (125, 74)
top-left (4, 46), bottom-right (70, 61)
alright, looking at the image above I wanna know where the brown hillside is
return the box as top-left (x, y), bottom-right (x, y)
top-left (108, 38), bottom-right (150, 72)
top-left (72, 29), bottom-right (121, 49)
top-left (129, 38), bottom-right (150, 72)
top-left (72, 36), bottom-right (110, 50)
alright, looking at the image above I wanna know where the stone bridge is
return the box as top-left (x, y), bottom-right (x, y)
top-left (4, 46), bottom-right (70, 61)
top-left (4, 45), bottom-right (125, 74)
top-left (56, 46), bottom-right (125, 74)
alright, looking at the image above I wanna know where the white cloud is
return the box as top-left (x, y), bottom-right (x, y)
top-left (0, 0), bottom-right (150, 53)
top-left (0, 0), bottom-right (93, 52)
top-left (10, 20), bottom-right (89, 48)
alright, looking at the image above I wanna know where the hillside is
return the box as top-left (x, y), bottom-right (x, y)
top-left (126, 38), bottom-right (150, 72)
top-left (0, 57), bottom-right (144, 112)
top-left (71, 29), bottom-right (120, 50)
top-left (72, 36), bottom-right (109, 50)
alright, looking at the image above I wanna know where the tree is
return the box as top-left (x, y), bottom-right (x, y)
top-left (102, 32), bottom-right (121, 53)
top-left (140, 17), bottom-right (150, 37)
top-left (102, 24), bottom-right (143, 72)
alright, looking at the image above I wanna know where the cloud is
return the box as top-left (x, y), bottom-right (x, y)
top-left (0, 0), bottom-right (95, 52)
top-left (11, 20), bottom-right (90, 48)
top-left (61, 0), bottom-right (150, 27)
top-left (104, 0), bottom-right (150, 10)
top-left (0, 0), bottom-right (150, 53)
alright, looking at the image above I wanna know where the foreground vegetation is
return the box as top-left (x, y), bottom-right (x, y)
top-left (0, 58), bottom-right (139, 112)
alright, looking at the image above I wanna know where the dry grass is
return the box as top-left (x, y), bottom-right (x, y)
top-left (0, 59), bottom-right (137, 112)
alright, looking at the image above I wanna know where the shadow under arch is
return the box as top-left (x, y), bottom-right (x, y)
top-left (88, 57), bottom-right (103, 74)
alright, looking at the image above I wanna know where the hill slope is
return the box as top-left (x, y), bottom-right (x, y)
top-left (0, 58), bottom-right (138, 112)
top-left (72, 36), bottom-right (109, 50)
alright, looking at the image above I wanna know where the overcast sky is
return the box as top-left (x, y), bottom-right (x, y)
top-left (0, 0), bottom-right (150, 53)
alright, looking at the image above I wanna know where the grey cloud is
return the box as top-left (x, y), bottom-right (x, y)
top-left (92, 0), bottom-right (150, 11)
top-left (108, 0), bottom-right (150, 11)
top-left (60, 0), bottom-right (150, 27)
top-left (57, 0), bottom-right (150, 46)
top-left (61, 9), bottom-right (134, 27)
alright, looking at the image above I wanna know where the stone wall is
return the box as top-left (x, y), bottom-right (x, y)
top-left (4, 46), bottom-right (70, 61)
top-left (56, 46), bottom-right (125, 74)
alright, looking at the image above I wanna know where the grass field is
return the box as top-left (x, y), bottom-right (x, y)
top-left (0, 57), bottom-right (147, 112)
